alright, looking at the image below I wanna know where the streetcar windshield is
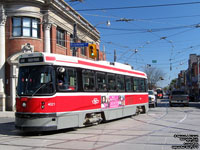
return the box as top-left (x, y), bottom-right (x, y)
top-left (17, 66), bottom-right (55, 96)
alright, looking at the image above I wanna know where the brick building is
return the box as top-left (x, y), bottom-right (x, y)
top-left (0, 0), bottom-right (104, 111)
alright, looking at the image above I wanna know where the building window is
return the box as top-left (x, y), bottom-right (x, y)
top-left (56, 27), bottom-right (65, 47)
top-left (81, 40), bottom-right (86, 56)
top-left (12, 17), bottom-right (40, 38)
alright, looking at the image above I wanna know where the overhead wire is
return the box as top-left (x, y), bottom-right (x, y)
top-left (75, 2), bottom-right (200, 11)
top-left (5, 7), bottom-right (200, 74)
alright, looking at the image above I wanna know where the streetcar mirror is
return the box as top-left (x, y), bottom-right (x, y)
top-left (57, 67), bottom-right (65, 73)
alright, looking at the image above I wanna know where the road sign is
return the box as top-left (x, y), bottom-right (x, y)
top-left (70, 43), bottom-right (88, 47)
top-left (152, 60), bottom-right (157, 63)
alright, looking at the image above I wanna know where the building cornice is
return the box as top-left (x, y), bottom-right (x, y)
top-left (2, 0), bottom-right (100, 42)
top-left (48, 0), bottom-right (100, 41)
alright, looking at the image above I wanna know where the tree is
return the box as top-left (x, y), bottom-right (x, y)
top-left (143, 66), bottom-right (165, 90)
top-left (169, 78), bottom-right (177, 90)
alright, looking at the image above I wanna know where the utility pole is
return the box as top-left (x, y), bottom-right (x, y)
top-left (114, 49), bottom-right (116, 62)
top-left (103, 45), bottom-right (105, 60)
top-left (198, 57), bottom-right (200, 100)
top-left (73, 23), bottom-right (77, 56)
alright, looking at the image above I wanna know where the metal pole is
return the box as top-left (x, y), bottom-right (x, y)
top-left (198, 57), bottom-right (199, 100)
top-left (73, 23), bottom-right (77, 56)
top-left (114, 49), bottom-right (116, 62)
top-left (103, 45), bottom-right (105, 60)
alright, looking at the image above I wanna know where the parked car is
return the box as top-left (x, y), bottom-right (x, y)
top-left (169, 90), bottom-right (189, 107)
top-left (148, 90), bottom-right (157, 107)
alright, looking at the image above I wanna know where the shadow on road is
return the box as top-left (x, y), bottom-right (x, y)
top-left (0, 120), bottom-right (76, 137)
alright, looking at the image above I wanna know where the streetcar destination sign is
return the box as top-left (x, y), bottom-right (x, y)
top-left (70, 43), bottom-right (88, 47)
top-left (19, 57), bottom-right (44, 63)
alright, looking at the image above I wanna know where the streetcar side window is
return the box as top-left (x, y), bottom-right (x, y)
top-left (68, 69), bottom-right (77, 90)
top-left (57, 67), bottom-right (77, 91)
top-left (82, 70), bottom-right (95, 91)
top-left (144, 79), bottom-right (148, 92)
top-left (107, 74), bottom-right (116, 91)
top-left (116, 75), bottom-right (125, 92)
top-left (96, 72), bottom-right (107, 92)
top-left (139, 78), bottom-right (145, 92)
top-left (133, 77), bottom-right (139, 92)
top-left (125, 76), bottom-right (132, 92)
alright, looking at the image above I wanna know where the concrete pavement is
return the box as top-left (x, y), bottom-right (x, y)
top-left (0, 111), bottom-right (15, 118)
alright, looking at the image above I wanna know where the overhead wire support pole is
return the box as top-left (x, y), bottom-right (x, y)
top-left (73, 23), bottom-right (77, 56)
top-left (198, 57), bottom-right (200, 98)
top-left (114, 49), bottom-right (116, 62)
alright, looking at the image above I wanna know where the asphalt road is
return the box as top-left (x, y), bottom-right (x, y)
top-left (0, 97), bottom-right (200, 150)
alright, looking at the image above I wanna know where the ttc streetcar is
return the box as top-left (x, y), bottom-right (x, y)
top-left (15, 52), bottom-right (149, 131)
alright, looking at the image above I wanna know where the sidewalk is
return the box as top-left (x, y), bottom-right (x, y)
top-left (0, 111), bottom-right (15, 118)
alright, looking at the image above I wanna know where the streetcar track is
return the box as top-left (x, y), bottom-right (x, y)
top-left (1, 100), bottom-right (199, 150)
top-left (147, 100), bottom-right (200, 128)
top-left (131, 102), bottom-right (200, 133)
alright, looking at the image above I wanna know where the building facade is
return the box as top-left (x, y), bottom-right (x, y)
top-left (175, 54), bottom-right (200, 101)
top-left (0, 0), bottom-right (104, 111)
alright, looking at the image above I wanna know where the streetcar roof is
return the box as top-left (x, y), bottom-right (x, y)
top-left (18, 52), bottom-right (147, 78)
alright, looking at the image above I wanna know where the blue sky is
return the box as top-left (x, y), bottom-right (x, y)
top-left (66, 0), bottom-right (200, 87)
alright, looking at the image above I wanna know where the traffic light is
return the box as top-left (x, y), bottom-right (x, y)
top-left (88, 44), bottom-right (97, 58)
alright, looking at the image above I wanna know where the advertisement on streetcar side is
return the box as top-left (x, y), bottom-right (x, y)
top-left (101, 95), bottom-right (125, 109)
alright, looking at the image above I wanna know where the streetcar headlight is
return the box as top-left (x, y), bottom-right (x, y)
top-left (22, 102), bottom-right (27, 108)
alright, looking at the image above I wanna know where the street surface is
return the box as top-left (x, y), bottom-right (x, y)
top-left (0, 97), bottom-right (200, 150)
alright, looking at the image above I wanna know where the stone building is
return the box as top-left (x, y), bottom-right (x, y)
top-left (0, 0), bottom-right (103, 111)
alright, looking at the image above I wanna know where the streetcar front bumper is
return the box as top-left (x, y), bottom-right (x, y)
top-left (15, 112), bottom-right (57, 132)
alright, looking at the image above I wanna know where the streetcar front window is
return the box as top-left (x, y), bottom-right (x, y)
top-left (17, 66), bottom-right (55, 96)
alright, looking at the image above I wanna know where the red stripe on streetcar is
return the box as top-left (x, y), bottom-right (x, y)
top-left (52, 56), bottom-right (146, 77)
top-left (56, 60), bottom-right (77, 64)
top-left (46, 56), bottom-right (56, 61)
top-left (78, 60), bottom-right (146, 77)
top-left (16, 94), bottom-right (148, 113)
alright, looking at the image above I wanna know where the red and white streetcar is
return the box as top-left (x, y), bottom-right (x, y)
top-left (15, 52), bottom-right (149, 131)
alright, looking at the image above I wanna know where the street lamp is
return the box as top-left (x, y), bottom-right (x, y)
top-left (79, 20), bottom-right (111, 40)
